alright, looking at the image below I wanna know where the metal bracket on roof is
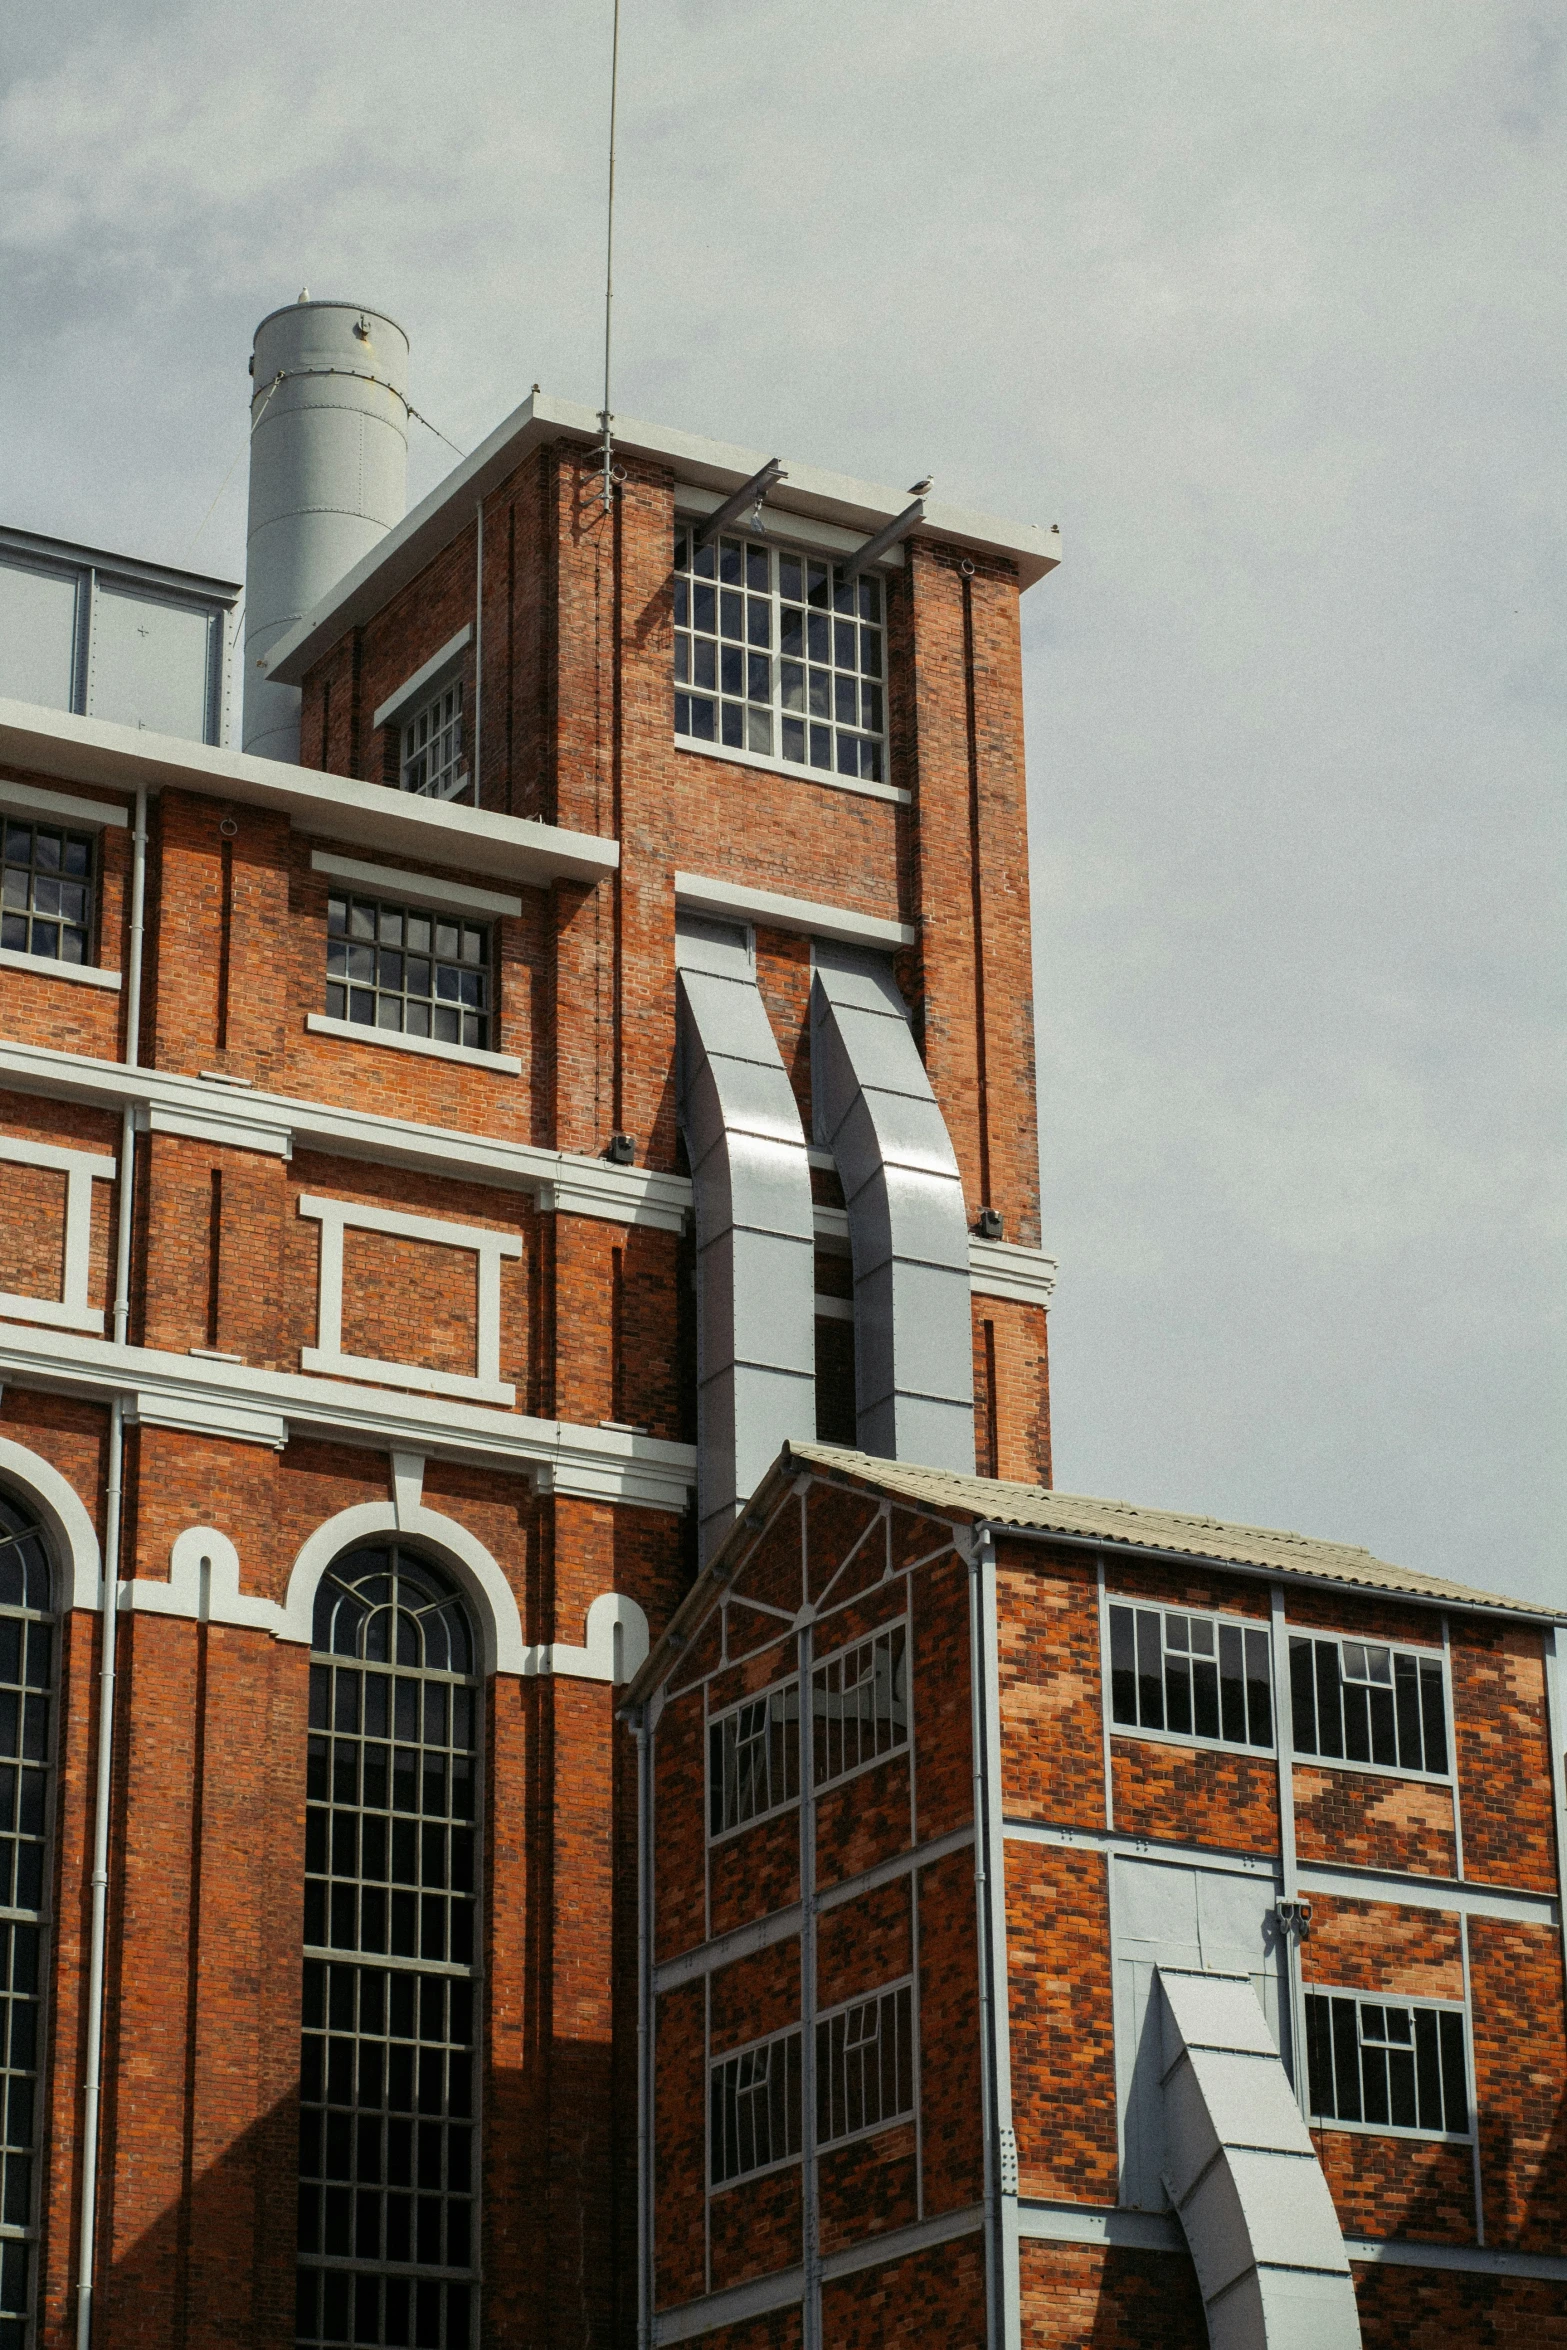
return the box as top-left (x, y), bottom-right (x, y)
top-left (842, 498), bottom-right (925, 582)
top-left (693, 459), bottom-right (787, 550)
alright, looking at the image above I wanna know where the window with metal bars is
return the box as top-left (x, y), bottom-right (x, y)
top-left (400, 684), bottom-right (466, 801)
top-left (1108, 1602), bottom-right (1274, 1751)
top-left (708, 2030), bottom-right (803, 2187)
top-left (325, 894), bottom-right (492, 1052)
top-left (1289, 1634), bottom-right (1449, 1776)
top-left (297, 1545), bottom-right (480, 2350)
top-left (1305, 1991), bottom-right (1469, 2138)
top-left (707, 1683), bottom-right (799, 1839)
top-left (811, 1623), bottom-right (907, 1789)
top-left (0, 1489), bottom-right (56, 2350)
top-left (816, 1982), bottom-right (914, 2148)
top-left (1, 821), bottom-right (95, 967)
top-left (673, 530), bottom-right (886, 780)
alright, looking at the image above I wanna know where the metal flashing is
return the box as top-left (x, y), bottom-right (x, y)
top-left (264, 390), bottom-right (1062, 687)
top-left (674, 869), bottom-right (914, 951)
top-left (308, 849), bottom-right (523, 920)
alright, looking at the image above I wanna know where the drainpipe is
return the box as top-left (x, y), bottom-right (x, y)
top-left (967, 1537), bottom-right (999, 2349)
top-left (636, 1704), bottom-right (654, 2350)
top-left (472, 500), bottom-right (483, 803)
top-left (76, 784), bottom-right (147, 2349)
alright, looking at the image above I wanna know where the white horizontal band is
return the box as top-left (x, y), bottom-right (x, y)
top-left (675, 737), bottom-right (910, 807)
top-left (675, 869), bottom-right (914, 949)
top-left (372, 625), bottom-right (472, 731)
top-left (0, 777), bottom-right (128, 830)
top-left (310, 848), bottom-right (522, 920)
top-left (0, 947), bottom-right (121, 992)
top-left (304, 1011), bottom-right (522, 1076)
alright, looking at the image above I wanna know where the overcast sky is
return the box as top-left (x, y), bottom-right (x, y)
top-left (2, 3), bottom-right (1561, 1608)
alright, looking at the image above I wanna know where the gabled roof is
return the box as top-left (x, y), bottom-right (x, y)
top-left (622, 1441), bottom-right (1558, 1711)
top-left (265, 391), bottom-right (1062, 686)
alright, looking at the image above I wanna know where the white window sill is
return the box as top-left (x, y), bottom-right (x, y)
top-left (675, 735), bottom-right (910, 807)
top-left (0, 947), bottom-right (121, 992)
top-left (1291, 1749), bottom-right (1454, 1791)
top-left (1109, 1722), bottom-right (1276, 1765)
top-left (304, 1012), bottom-right (521, 1075)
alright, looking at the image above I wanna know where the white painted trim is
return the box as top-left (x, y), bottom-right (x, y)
top-left (674, 869), bottom-right (914, 950)
top-left (141, 1104), bottom-right (292, 1157)
top-left (283, 1499), bottom-right (525, 1669)
top-left (0, 1132), bottom-right (115, 1334)
top-left (0, 1321), bottom-right (697, 1512)
top-left (372, 627), bottom-right (472, 731)
top-left (128, 1391), bottom-right (288, 1448)
top-left (674, 488), bottom-right (908, 566)
top-left (675, 736), bottom-right (910, 808)
top-left (124, 1528), bottom-right (288, 1634)
top-left (969, 1238), bottom-right (1058, 1308)
top-left (0, 777), bottom-right (128, 829)
top-left (0, 1037), bottom-right (692, 1232)
top-left (0, 1432), bottom-right (103, 1611)
top-left (0, 948), bottom-right (121, 992)
top-left (309, 849), bottom-right (522, 920)
top-left (304, 1012), bottom-right (522, 1077)
top-left (298, 1191), bottom-right (523, 1405)
top-left (1014, 2199), bottom-right (1567, 2281)
top-left (650, 2205), bottom-right (985, 2345)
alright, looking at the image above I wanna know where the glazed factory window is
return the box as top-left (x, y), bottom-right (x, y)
top-left (1108, 1603), bottom-right (1273, 1751)
top-left (326, 894), bottom-right (492, 1053)
top-left (0, 1487), bottom-right (59, 2350)
top-left (816, 1983), bottom-right (914, 2149)
top-left (1290, 1634), bottom-right (1449, 1776)
top-left (708, 1683), bottom-right (799, 1839)
top-left (1305, 1991), bottom-right (1469, 2138)
top-left (811, 1623), bottom-right (907, 1790)
top-left (400, 682), bottom-right (466, 802)
top-left (298, 1545), bottom-right (480, 2350)
top-left (709, 2029), bottom-right (802, 2187)
top-left (673, 530), bottom-right (886, 782)
top-left (1, 822), bottom-right (94, 967)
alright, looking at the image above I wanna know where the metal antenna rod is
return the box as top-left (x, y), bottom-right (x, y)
top-left (600, 0), bottom-right (622, 514)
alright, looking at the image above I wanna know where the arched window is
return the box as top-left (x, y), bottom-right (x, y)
top-left (296, 1545), bottom-right (480, 2350)
top-left (0, 1489), bottom-right (56, 2350)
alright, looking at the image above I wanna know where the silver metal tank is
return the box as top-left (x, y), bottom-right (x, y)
top-left (242, 297), bottom-right (409, 762)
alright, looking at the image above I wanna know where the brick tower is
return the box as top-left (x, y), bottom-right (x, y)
top-left (0, 299), bottom-right (1060, 2349)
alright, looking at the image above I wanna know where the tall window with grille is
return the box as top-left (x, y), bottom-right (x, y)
top-left (399, 683), bottom-right (466, 801)
top-left (0, 1489), bottom-right (56, 2350)
top-left (298, 1546), bottom-right (481, 2350)
top-left (673, 530), bottom-right (886, 782)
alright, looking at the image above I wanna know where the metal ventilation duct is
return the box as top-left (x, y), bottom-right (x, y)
top-left (242, 299), bottom-right (409, 763)
top-left (1159, 1967), bottom-right (1362, 2349)
top-left (676, 917), bottom-right (816, 1560)
top-left (810, 945), bottom-right (975, 1473)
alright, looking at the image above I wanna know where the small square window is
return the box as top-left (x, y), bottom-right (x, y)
top-left (323, 893), bottom-right (491, 1051)
top-left (1, 823), bottom-right (96, 966)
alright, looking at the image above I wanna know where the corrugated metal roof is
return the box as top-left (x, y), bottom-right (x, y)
top-left (783, 1443), bottom-right (1557, 1620)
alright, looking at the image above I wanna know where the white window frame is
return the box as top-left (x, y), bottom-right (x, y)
top-left (1303, 1982), bottom-right (1472, 2144)
top-left (371, 627), bottom-right (471, 736)
top-left (298, 1194), bottom-right (522, 1405)
top-left (1288, 1624), bottom-right (1453, 1785)
top-left (706, 1676), bottom-right (801, 1846)
top-left (809, 1617), bottom-right (910, 1795)
top-left (707, 2023), bottom-right (803, 2188)
top-left (815, 1976), bottom-right (916, 2152)
top-left (0, 1135), bottom-right (116, 1334)
top-left (1105, 1596), bottom-right (1276, 1760)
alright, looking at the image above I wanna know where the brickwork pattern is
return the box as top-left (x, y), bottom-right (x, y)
top-left (1006, 1841), bottom-right (1119, 2203)
top-left (819, 2230), bottom-right (987, 2350)
top-left (1109, 1736), bottom-right (1280, 1852)
top-left (996, 1541), bottom-right (1105, 1830)
top-left (1019, 2242), bottom-right (1206, 2349)
top-left (1293, 1765), bottom-right (1459, 1880)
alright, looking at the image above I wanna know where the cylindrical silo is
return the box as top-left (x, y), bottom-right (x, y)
top-left (242, 297), bottom-right (410, 762)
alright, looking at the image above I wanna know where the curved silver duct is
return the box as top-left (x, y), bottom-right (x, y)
top-left (810, 944), bottom-right (974, 1472)
top-left (1159, 1968), bottom-right (1361, 2349)
top-left (676, 918), bottom-right (816, 1559)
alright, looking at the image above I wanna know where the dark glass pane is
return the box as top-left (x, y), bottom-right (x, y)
top-left (1331, 1998), bottom-right (1361, 2119)
top-left (1135, 1610), bottom-right (1164, 1731)
top-left (1305, 1995), bottom-right (1334, 2116)
top-left (1414, 2007), bottom-right (1443, 2130)
top-left (1218, 1623), bottom-right (1247, 1743)
top-left (1245, 1627), bottom-right (1273, 1747)
top-left (1343, 1679), bottom-right (1372, 1765)
top-left (1420, 1661), bottom-right (1449, 1776)
top-left (1164, 1653), bottom-right (1193, 1737)
top-left (1108, 1606), bottom-right (1137, 1727)
top-left (1439, 2011), bottom-right (1468, 2133)
top-left (1314, 1645), bottom-right (1344, 1758)
top-left (1368, 1681), bottom-right (1398, 1768)
top-left (1394, 1653), bottom-right (1423, 1770)
top-left (1192, 1657), bottom-right (1220, 1740)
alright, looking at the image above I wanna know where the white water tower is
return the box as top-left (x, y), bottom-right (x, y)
top-left (242, 297), bottom-right (409, 762)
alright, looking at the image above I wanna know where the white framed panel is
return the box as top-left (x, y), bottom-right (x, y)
top-left (0, 1134), bottom-right (116, 1334)
top-left (298, 1193), bottom-right (522, 1404)
top-left (0, 1432), bottom-right (103, 1611)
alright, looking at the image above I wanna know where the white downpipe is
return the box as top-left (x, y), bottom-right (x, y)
top-left (967, 1538), bottom-right (1000, 2349)
top-left (635, 1705), bottom-right (654, 2350)
top-left (76, 785), bottom-right (146, 2348)
top-left (472, 500), bottom-right (483, 804)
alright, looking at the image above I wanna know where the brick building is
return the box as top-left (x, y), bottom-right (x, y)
top-left (629, 1443), bottom-right (1567, 2347)
top-left (0, 297), bottom-right (1060, 2349)
top-left (0, 295), bottom-right (1560, 2350)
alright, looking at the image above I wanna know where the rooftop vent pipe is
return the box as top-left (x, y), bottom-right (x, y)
top-left (242, 297), bottom-right (409, 762)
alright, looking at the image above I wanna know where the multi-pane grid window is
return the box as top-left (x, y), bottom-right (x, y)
top-left (708, 1685), bottom-right (799, 1839)
top-left (673, 531), bottom-right (886, 782)
top-left (0, 1490), bottom-right (55, 2350)
top-left (400, 684), bottom-right (465, 802)
top-left (811, 1625), bottom-right (907, 1788)
top-left (1108, 1603), bottom-right (1273, 1751)
top-left (1290, 1635), bottom-right (1449, 1776)
top-left (326, 895), bottom-right (492, 1053)
top-left (1, 822), bottom-right (94, 966)
top-left (709, 2030), bottom-right (802, 2187)
top-left (298, 1546), bottom-right (480, 2350)
top-left (816, 1984), bottom-right (914, 2148)
top-left (709, 1983), bottom-right (915, 2189)
top-left (1305, 1992), bottom-right (1469, 2138)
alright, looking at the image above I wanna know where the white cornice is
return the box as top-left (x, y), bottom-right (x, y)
top-left (674, 870), bottom-right (915, 950)
top-left (968, 1237), bottom-right (1058, 1307)
top-left (0, 698), bottom-right (617, 890)
top-left (0, 1039), bottom-right (692, 1230)
top-left (0, 1320), bottom-right (696, 1513)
